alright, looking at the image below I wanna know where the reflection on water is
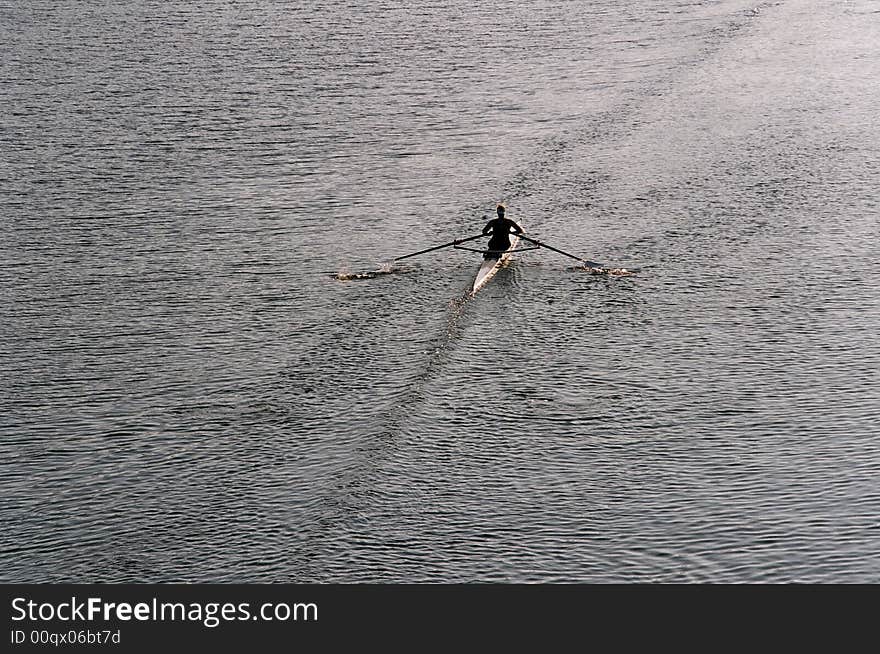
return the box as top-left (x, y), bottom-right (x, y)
top-left (2, 0), bottom-right (879, 583)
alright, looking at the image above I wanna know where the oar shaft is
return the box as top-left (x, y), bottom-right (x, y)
top-left (519, 234), bottom-right (603, 267)
top-left (518, 235), bottom-right (580, 261)
top-left (393, 233), bottom-right (485, 261)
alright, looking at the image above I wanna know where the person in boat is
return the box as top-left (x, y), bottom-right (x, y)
top-left (482, 204), bottom-right (523, 260)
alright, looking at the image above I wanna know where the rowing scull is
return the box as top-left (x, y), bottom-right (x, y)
top-left (471, 230), bottom-right (522, 295)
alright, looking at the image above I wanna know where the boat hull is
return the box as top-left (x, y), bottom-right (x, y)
top-left (471, 232), bottom-right (521, 295)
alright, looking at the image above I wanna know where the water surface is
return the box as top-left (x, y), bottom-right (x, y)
top-left (2, 0), bottom-right (879, 582)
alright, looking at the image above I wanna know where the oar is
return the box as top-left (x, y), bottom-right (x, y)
top-left (393, 233), bottom-right (486, 261)
top-left (517, 234), bottom-right (603, 268)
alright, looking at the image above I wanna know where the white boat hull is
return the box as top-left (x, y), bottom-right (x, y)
top-left (471, 232), bottom-right (521, 295)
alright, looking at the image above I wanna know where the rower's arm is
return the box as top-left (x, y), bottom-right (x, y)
top-left (511, 221), bottom-right (524, 235)
top-left (482, 219), bottom-right (494, 235)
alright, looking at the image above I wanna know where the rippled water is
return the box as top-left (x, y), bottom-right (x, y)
top-left (2, 0), bottom-right (879, 583)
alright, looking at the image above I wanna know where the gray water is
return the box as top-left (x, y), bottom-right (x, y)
top-left (2, 0), bottom-right (878, 583)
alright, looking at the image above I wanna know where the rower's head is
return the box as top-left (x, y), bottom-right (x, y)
top-left (496, 204), bottom-right (506, 218)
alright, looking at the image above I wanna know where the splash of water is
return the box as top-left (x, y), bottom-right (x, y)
top-left (332, 261), bottom-right (407, 281)
top-left (580, 265), bottom-right (637, 276)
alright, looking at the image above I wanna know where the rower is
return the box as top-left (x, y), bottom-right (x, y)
top-left (481, 204), bottom-right (523, 260)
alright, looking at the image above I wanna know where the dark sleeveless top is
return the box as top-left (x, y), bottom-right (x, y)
top-left (482, 217), bottom-right (523, 259)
